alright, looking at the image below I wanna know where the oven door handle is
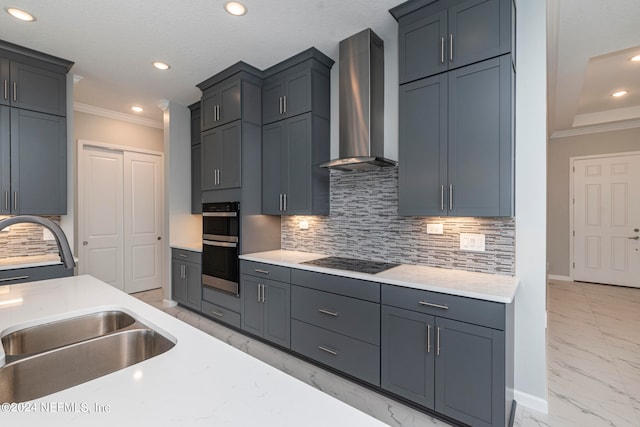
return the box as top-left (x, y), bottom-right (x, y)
top-left (203, 212), bottom-right (238, 217)
top-left (203, 240), bottom-right (238, 248)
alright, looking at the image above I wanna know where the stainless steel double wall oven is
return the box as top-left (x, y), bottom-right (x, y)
top-left (202, 202), bottom-right (240, 296)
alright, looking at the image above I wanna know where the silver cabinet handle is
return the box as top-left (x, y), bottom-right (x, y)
top-left (217, 169), bottom-right (221, 185)
top-left (418, 300), bottom-right (449, 310)
top-left (449, 185), bottom-right (453, 211)
top-left (13, 81), bottom-right (17, 102)
top-left (279, 96), bottom-right (283, 115)
top-left (427, 324), bottom-right (432, 353)
top-left (254, 269), bottom-right (270, 274)
top-left (437, 327), bottom-right (441, 356)
top-left (440, 185), bottom-right (445, 211)
top-left (0, 275), bottom-right (30, 283)
top-left (261, 283), bottom-right (266, 303)
top-left (279, 193), bottom-right (283, 211)
top-left (318, 345), bottom-right (338, 356)
top-left (449, 34), bottom-right (453, 61)
top-left (179, 254), bottom-right (188, 258)
top-left (3, 80), bottom-right (6, 100)
top-left (440, 37), bottom-right (445, 64)
top-left (181, 264), bottom-right (186, 279)
top-left (210, 309), bottom-right (224, 317)
top-left (283, 193), bottom-right (287, 211)
top-left (13, 192), bottom-right (17, 211)
top-left (318, 308), bottom-right (339, 317)
top-left (629, 236), bottom-right (640, 240)
top-left (257, 283), bottom-right (261, 302)
top-left (4, 191), bottom-right (8, 211)
top-left (283, 95), bottom-right (287, 114)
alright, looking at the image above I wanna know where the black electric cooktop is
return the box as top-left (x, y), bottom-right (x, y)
top-left (301, 256), bottom-right (399, 275)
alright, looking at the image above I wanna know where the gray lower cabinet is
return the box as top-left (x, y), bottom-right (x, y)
top-left (1, 107), bottom-right (67, 215)
top-left (201, 285), bottom-right (241, 328)
top-left (171, 249), bottom-right (201, 312)
top-left (0, 263), bottom-right (73, 286)
top-left (381, 284), bottom-right (512, 427)
top-left (290, 270), bottom-right (381, 386)
top-left (262, 113), bottom-right (329, 215)
top-left (240, 273), bottom-right (291, 348)
top-left (201, 121), bottom-right (241, 191)
top-left (398, 55), bottom-right (513, 217)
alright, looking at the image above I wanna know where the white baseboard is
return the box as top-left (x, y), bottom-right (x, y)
top-left (514, 390), bottom-right (548, 414)
top-left (548, 274), bottom-right (572, 282)
top-left (163, 299), bottom-right (178, 308)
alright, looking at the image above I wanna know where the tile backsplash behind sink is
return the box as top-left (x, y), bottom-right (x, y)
top-left (281, 168), bottom-right (515, 275)
top-left (0, 216), bottom-right (61, 259)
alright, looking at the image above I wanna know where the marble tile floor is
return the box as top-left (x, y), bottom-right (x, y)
top-left (134, 280), bottom-right (640, 427)
top-left (514, 280), bottom-right (640, 427)
top-left (133, 289), bottom-right (451, 427)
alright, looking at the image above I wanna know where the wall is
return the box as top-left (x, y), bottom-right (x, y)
top-left (547, 127), bottom-right (640, 277)
top-left (282, 168), bottom-right (515, 274)
top-left (513, 0), bottom-right (548, 412)
top-left (74, 111), bottom-right (164, 152)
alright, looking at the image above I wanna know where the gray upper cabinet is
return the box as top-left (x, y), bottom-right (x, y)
top-left (200, 79), bottom-right (241, 131)
top-left (262, 113), bottom-right (329, 215)
top-left (392, 0), bottom-right (513, 84)
top-left (0, 41), bottom-right (72, 216)
top-left (201, 121), bottom-right (242, 191)
top-left (189, 102), bottom-right (202, 214)
top-left (399, 55), bottom-right (513, 217)
top-left (1, 108), bottom-right (67, 215)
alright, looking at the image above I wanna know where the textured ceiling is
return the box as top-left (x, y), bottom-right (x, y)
top-left (2, 0), bottom-right (639, 135)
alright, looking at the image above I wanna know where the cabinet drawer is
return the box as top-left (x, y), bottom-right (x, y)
top-left (381, 284), bottom-right (505, 330)
top-left (0, 264), bottom-right (73, 285)
top-left (291, 285), bottom-right (379, 345)
top-left (291, 320), bottom-right (380, 386)
top-left (291, 269), bottom-right (380, 302)
top-left (201, 300), bottom-right (240, 329)
top-left (240, 260), bottom-right (290, 283)
top-left (202, 285), bottom-right (241, 312)
top-left (171, 248), bottom-right (201, 264)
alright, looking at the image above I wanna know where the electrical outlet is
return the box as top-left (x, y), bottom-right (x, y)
top-left (43, 228), bottom-right (56, 241)
top-left (426, 223), bottom-right (444, 234)
top-left (459, 233), bottom-right (485, 252)
top-left (299, 220), bottom-right (309, 230)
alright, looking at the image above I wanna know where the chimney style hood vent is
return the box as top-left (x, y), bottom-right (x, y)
top-left (320, 28), bottom-right (396, 171)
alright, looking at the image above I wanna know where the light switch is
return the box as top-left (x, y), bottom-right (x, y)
top-left (426, 223), bottom-right (444, 234)
top-left (459, 233), bottom-right (485, 252)
top-left (43, 228), bottom-right (55, 241)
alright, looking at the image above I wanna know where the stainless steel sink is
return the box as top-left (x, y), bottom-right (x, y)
top-left (2, 311), bottom-right (136, 359)
top-left (0, 328), bottom-right (175, 403)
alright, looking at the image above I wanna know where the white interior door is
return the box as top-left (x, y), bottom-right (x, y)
top-left (80, 147), bottom-right (125, 291)
top-left (123, 151), bottom-right (164, 293)
top-left (573, 154), bottom-right (640, 287)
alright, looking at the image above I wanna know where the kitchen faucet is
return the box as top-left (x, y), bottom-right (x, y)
top-left (0, 215), bottom-right (76, 269)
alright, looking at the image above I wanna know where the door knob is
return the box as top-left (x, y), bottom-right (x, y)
top-left (634, 228), bottom-right (639, 232)
top-left (629, 236), bottom-right (640, 240)
top-left (157, 236), bottom-right (162, 240)
top-left (83, 241), bottom-right (88, 246)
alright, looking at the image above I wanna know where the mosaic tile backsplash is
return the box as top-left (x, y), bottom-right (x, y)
top-left (0, 216), bottom-right (61, 258)
top-left (281, 168), bottom-right (515, 275)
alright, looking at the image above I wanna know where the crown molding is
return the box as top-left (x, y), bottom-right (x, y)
top-left (550, 119), bottom-right (640, 139)
top-left (74, 102), bottom-right (163, 129)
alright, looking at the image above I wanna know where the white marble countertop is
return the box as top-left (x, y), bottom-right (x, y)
top-left (170, 242), bottom-right (202, 252)
top-left (0, 275), bottom-right (386, 426)
top-left (0, 254), bottom-right (65, 271)
top-left (240, 250), bottom-right (519, 303)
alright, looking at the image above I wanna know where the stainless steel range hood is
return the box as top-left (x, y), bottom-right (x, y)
top-left (320, 28), bottom-right (396, 171)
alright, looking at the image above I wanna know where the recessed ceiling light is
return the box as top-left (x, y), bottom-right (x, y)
top-left (131, 106), bottom-right (144, 113)
top-left (6, 7), bottom-right (36, 21)
top-left (631, 55), bottom-right (640, 62)
top-left (224, 2), bottom-right (247, 16)
top-left (611, 90), bottom-right (628, 98)
top-left (153, 61), bottom-right (171, 71)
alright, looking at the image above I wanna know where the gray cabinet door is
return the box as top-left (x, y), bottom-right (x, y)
top-left (381, 305), bottom-right (435, 409)
top-left (201, 89), bottom-right (219, 132)
top-left (191, 144), bottom-right (202, 214)
top-left (398, 74), bottom-right (447, 216)
top-left (11, 109), bottom-right (66, 215)
top-left (262, 77), bottom-right (284, 125)
top-left (435, 317), bottom-right (504, 427)
top-left (185, 261), bottom-right (202, 311)
top-left (201, 122), bottom-right (241, 191)
top-left (284, 69), bottom-right (311, 119)
top-left (0, 59), bottom-right (9, 107)
top-left (10, 61), bottom-right (66, 116)
top-left (218, 80), bottom-right (241, 125)
top-left (190, 105), bottom-right (201, 145)
top-left (285, 114), bottom-right (312, 214)
top-left (262, 279), bottom-right (291, 348)
top-left (448, 0), bottom-right (511, 70)
top-left (262, 121), bottom-right (286, 214)
top-left (448, 55), bottom-right (512, 216)
top-left (0, 106), bottom-right (9, 215)
top-left (399, 9), bottom-right (447, 84)
top-left (240, 274), bottom-right (264, 337)
top-left (172, 259), bottom-right (187, 305)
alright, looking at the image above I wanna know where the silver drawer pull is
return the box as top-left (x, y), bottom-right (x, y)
top-left (318, 345), bottom-right (338, 356)
top-left (0, 275), bottom-right (30, 283)
top-left (418, 301), bottom-right (449, 310)
top-left (318, 308), bottom-right (339, 317)
top-left (178, 254), bottom-right (188, 258)
top-left (254, 269), bottom-right (269, 274)
top-left (210, 310), bottom-right (224, 317)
